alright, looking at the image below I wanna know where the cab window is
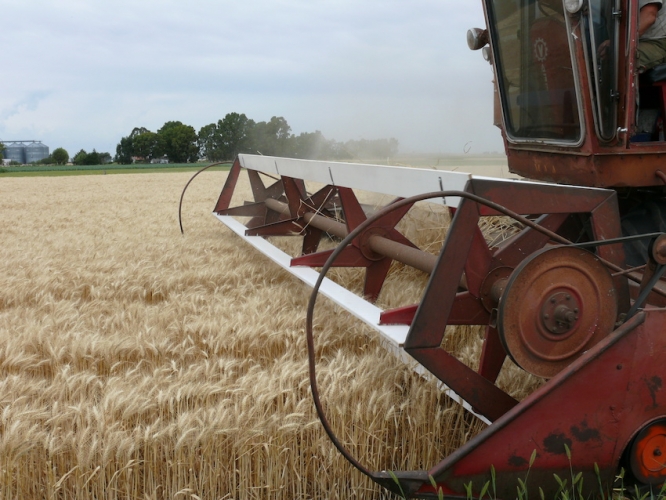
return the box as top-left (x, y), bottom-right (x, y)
top-left (488, 0), bottom-right (582, 143)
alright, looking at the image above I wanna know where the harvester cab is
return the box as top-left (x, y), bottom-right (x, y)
top-left (185, 0), bottom-right (666, 497)
top-left (471, 0), bottom-right (666, 188)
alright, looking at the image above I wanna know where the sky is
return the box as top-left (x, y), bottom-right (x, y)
top-left (0, 0), bottom-right (504, 157)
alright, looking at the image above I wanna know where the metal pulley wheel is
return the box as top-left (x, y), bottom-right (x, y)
top-left (630, 419), bottom-right (666, 485)
top-left (497, 246), bottom-right (617, 378)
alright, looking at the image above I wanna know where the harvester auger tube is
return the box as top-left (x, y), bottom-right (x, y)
top-left (204, 155), bottom-right (666, 498)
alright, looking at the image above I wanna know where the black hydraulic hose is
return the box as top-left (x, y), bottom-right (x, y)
top-left (178, 162), bottom-right (228, 235)
top-left (626, 264), bottom-right (666, 320)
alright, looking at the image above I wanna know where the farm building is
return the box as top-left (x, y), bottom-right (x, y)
top-left (2, 140), bottom-right (49, 164)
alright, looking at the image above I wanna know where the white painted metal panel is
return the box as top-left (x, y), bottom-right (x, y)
top-left (239, 154), bottom-right (470, 207)
top-left (237, 154), bottom-right (607, 209)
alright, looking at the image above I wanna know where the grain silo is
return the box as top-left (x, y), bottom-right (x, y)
top-left (24, 141), bottom-right (49, 163)
top-left (1, 140), bottom-right (50, 164)
top-left (3, 142), bottom-right (26, 164)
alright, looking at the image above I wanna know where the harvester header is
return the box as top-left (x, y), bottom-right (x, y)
top-left (183, 0), bottom-right (666, 496)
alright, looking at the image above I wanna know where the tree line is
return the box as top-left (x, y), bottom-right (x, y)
top-left (31, 148), bottom-right (112, 166)
top-left (1, 114), bottom-right (399, 167)
top-left (115, 121), bottom-right (199, 164)
top-left (114, 113), bottom-right (399, 164)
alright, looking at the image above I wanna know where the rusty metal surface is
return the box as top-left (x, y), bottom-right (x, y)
top-left (479, 266), bottom-right (511, 312)
top-left (221, 169), bottom-right (434, 301)
top-left (376, 311), bottom-right (665, 498)
top-left (471, 179), bottom-right (630, 311)
top-left (408, 346), bottom-right (519, 422)
top-left (651, 234), bottom-right (666, 265)
top-left (399, 179), bottom-right (629, 424)
top-left (212, 158), bottom-right (242, 213)
top-left (380, 292), bottom-right (492, 327)
top-left (405, 196), bottom-right (481, 349)
top-left (418, 311), bottom-right (655, 499)
top-left (497, 247), bottom-right (617, 378)
top-left (478, 326), bottom-right (506, 383)
top-left (507, 148), bottom-right (666, 188)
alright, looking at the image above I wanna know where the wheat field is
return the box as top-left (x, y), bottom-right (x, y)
top-left (0, 171), bottom-right (536, 499)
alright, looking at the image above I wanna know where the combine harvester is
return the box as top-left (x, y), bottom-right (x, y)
top-left (186, 0), bottom-right (666, 497)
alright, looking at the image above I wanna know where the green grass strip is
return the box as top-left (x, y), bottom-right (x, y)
top-left (0, 163), bottom-right (231, 177)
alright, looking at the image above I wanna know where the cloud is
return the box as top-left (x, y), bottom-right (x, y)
top-left (1, 91), bottom-right (52, 122)
top-left (0, 0), bottom-right (503, 155)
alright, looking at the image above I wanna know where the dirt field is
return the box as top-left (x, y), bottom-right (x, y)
top-left (0, 170), bottom-right (516, 499)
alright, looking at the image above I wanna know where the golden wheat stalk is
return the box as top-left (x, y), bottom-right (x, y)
top-left (0, 171), bottom-right (533, 498)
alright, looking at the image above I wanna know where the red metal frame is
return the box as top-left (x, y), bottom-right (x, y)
top-left (215, 161), bottom-right (421, 301)
top-left (378, 311), bottom-right (663, 498)
top-left (212, 159), bottom-right (666, 498)
top-left (484, 0), bottom-right (666, 189)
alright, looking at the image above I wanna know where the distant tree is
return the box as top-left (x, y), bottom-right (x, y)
top-left (116, 115), bottom-right (399, 165)
top-left (287, 131), bottom-right (333, 159)
top-left (133, 132), bottom-right (163, 162)
top-left (250, 116), bottom-right (291, 156)
top-left (218, 112), bottom-right (255, 160)
top-left (158, 121), bottom-right (198, 163)
top-left (198, 123), bottom-right (221, 161)
top-left (37, 155), bottom-right (54, 165)
top-left (85, 150), bottom-right (101, 165)
top-left (328, 140), bottom-right (353, 160)
top-left (55, 148), bottom-right (107, 166)
top-left (51, 148), bottom-right (69, 165)
top-left (197, 113), bottom-right (255, 161)
top-left (115, 136), bottom-right (134, 164)
top-left (99, 152), bottom-right (112, 164)
top-left (114, 126), bottom-right (151, 164)
top-left (130, 127), bottom-right (150, 138)
top-left (0, 143), bottom-right (5, 160)
top-left (73, 149), bottom-right (88, 165)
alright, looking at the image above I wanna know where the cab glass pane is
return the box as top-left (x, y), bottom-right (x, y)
top-left (488, 0), bottom-right (581, 142)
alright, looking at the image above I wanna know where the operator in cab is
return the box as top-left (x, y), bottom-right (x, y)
top-left (638, 0), bottom-right (666, 73)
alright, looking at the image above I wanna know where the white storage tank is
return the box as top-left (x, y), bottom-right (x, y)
top-left (24, 141), bottom-right (49, 163)
top-left (3, 142), bottom-right (26, 164)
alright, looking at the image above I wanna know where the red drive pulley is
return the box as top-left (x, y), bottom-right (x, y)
top-left (497, 246), bottom-right (618, 378)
